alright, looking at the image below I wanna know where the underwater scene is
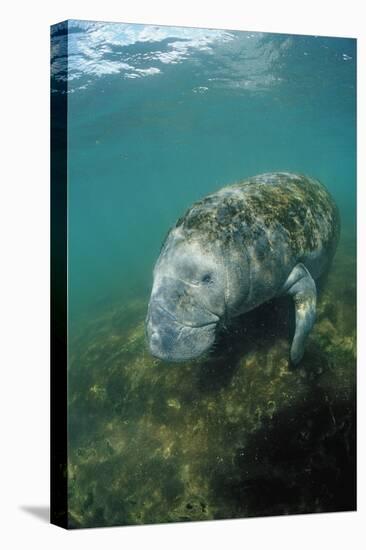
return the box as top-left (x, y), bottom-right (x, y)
top-left (51, 20), bottom-right (356, 528)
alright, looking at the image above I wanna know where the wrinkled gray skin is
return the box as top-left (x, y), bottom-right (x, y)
top-left (146, 172), bottom-right (340, 364)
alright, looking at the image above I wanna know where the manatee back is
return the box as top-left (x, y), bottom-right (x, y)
top-left (178, 172), bottom-right (339, 269)
top-left (229, 172), bottom-right (340, 266)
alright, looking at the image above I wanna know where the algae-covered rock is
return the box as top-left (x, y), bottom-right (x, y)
top-left (67, 236), bottom-right (356, 528)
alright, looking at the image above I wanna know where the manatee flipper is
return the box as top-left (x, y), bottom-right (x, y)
top-left (283, 263), bottom-right (317, 364)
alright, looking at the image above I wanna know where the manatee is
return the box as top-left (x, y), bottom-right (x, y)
top-left (146, 172), bottom-right (340, 364)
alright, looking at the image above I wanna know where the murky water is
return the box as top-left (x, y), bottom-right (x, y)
top-left (51, 20), bottom-right (356, 528)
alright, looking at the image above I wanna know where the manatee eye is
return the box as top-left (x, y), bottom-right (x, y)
top-left (201, 273), bottom-right (213, 284)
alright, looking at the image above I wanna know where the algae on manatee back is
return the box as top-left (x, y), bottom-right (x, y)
top-left (67, 235), bottom-right (355, 528)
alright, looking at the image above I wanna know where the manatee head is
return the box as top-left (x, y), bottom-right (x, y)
top-left (146, 224), bottom-right (249, 362)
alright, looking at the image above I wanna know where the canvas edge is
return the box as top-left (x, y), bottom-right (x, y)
top-left (50, 20), bottom-right (69, 529)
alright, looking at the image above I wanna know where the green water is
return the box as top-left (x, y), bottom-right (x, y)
top-left (52, 21), bottom-right (356, 528)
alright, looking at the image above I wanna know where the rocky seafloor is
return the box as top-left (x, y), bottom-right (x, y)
top-left (67, 235), bottom-right (356, 528)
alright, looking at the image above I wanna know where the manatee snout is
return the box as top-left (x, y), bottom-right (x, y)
top-left (146, 300), bottom-right (218, 362)
top-left (146, 272), bottom-right (220, 362)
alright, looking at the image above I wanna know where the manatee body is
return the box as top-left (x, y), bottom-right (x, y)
top-left (146, 172), bottom-right (340, 363)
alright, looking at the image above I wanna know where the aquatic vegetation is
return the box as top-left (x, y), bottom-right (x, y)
top-left (67, 235), bottom-right (355, 528)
